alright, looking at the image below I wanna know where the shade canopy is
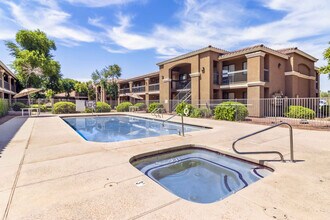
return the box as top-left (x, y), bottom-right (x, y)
top-left (127, 93), bottom-right (144, 100)
top-left (13, 88), bottom-right (43, 99)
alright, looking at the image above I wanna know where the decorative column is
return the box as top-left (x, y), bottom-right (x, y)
top-left (0, 70), bottom-right (4, 99)
top-left (246, 51), bottom-right (265, 117)
top-left (95, 85), bottom-right (99, 101)
top-left (190, 72), bottom-right (201, 107)
top-left (117, 83), bottom-right (121, 104)
top-left (8, 76), bottom-right (12, 105)
top-left (129, 81), bottom-right (133, 103)
top-left (145, 78), bottom-right (150, 106)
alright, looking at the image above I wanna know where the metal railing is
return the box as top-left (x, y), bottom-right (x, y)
top-left (149, 83), bottom-right (159, 91)
top-left (132, 85), bottom-right (145, 93)
top-left (171, 80), bottom-right (191, 90)
top-left (222, 70), bottom-right (247, 85)
top-left (119, 88), bottom-right (130, 94)
top-left (162, 113), bottom-right (185, 136)
top-left (151, 107), bottom-right (164, 118)
top-left (232, 122), bottom-right (294, 162)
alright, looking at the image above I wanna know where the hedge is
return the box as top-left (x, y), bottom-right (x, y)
top-left (0, 99), bottom-right (9, 117)
top-left (214, 101), bottom-right (248, 121)
top-left (95, 102), bottom-right (111, 112)
top-left (30, 104), bottom-right (47, 112)
top-left (116, 102), bottom-right (133, 112)
top-left (285, 105), bottom-right (316, 119)
top-left (148, 102), bottom-right (163, 113)
top-left (134, 102), bottom-right (146, 111)
top-left (53, 102), bottom-right (76, 114)
top-left (175, 102), bottom-right (194, 116)
top-left (12, 102), bottom-right (27, 111)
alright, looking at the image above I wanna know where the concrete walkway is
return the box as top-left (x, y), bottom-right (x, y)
top-left (0, 113), bottom-right (329, 219)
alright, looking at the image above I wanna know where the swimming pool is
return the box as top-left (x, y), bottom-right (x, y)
top-left (63, 115), bottom-right (206, 142)
top-left (131, 146), bottom-right (273, 203)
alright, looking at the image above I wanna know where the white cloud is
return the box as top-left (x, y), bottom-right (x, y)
top-left (65, 0), bottom-right (138, 7)
top-left (89, 0), bottom-right (329, 69)
top-left (0, 0), bottom-right (95, 44)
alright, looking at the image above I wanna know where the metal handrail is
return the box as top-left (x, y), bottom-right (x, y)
top-left (162, 113), bottom-right (185, 136)
top-left (232, 122), bottom-right (294, 162)
top-left (151, 107), bottom-right (164, 118)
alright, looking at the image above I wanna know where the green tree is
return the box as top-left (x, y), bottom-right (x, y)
top-left (320, 42), bottom-right (330, 79)
top-left (74, 81), bottom-right (88, 96)
top-left (91, 64), bottom-right (121, 101)
top-left (86, 81), bottom-right (96, 100)
top-left (5, 29), bottom-right (62, 89)
top-left (60, 78), bottom-right (77, 98)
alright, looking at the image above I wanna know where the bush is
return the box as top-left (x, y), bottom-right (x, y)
top-left (95, 102), bottom-right (111, 113)
top-left (148, 102), bottom-right (163, 113)
top-left (285, 106), bottom-right (316, 119)
top-left (12, 102), bottom-right (27, 111)
top-left (30, 104), bottom-right (47, 112)
top-left (190, 108), bottom-right (202, 118)
top-left (134, 103), bottom-right (146, 111)
top-left (53, 102), bottom-right (76, 114)
top-left (116, 102), bottom-right (133, 112)
top-left (0, 99), bottom-right (9, 117)
top-left (214, 101), bottom-right (248, 121)
top-left (200, 107), bottom-right (213, 118)
top-left (175, 102), bottom-right (194, 116)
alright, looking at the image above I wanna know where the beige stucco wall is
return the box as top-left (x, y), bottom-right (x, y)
top-left (267, 54), bottom-right (286, 96)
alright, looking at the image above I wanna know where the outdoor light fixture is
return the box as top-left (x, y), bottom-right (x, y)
top-left (201, 67), bottom-right (205, 73)
top-left (278, 63), bottom-right (281, 68)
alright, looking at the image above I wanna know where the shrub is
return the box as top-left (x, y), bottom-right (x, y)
top-left (134, 102), bottom-right (146, 111)
top-left (116, 102), bottom-right (133, 112)
top-left (285, 106), bottom-right (316, 119)
top-left (200, 107), bottom-right (213, 118)
top-left (30, 104), bottom-right (47, 112)
top-left (53, 102), bottom-right (76, 114)
top-left (95, 102), bottom-right (111, 113)
top-left (214, 101), bottom-right (248, 121)
top-left (175, 102), bottom-right (194, 116)
top-left (0, 99), bottom-right (9, 117)
top-left (190, 108), bottom-right (202, 118)
top-left (148, 102), bottom-right (163, 113)
top-left (12, 102), bottom-right (27, 111)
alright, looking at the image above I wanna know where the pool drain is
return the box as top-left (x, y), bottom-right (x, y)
top-left (263, 207), bottom-right (288, 220)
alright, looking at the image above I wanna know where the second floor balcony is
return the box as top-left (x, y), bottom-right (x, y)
top-left (119, 88), bottom-right (130, 94)
top-left (132, 85), bottom-right (145, 93)
top-left (171, 80), bottom-right (191, 90)
top-left (222, 70), bottom-right (247, 85)
top-left (0, 78), bottom-right (16, 93)
top-left (149, 83), bottom-right (159, 91)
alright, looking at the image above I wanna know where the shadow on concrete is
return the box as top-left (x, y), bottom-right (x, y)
top-left (0, 117), bottom-right (28, 158)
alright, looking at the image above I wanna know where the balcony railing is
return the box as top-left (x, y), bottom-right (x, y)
top-left (119, 88), bottom-right (130, 94)
top-left (222, 70), bottom-right (247, 85)
top-left (149, 83), bottom-right (159, 91)
top-left (264, 69), bottom-right (269, 82)
top-left (132, 85), bottom-right (145, 93)
top-left (171, 80), bottom-right (191, 90)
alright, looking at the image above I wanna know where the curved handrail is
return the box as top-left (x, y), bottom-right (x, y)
top-left (161, 113), bottom-right (185, 136)
top-left (232, 122), bottom-right (294, 162)
top-left (162, 114), bottom-right (177, 126)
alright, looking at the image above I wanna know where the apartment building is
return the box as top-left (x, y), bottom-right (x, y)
top-left (117, 71), bottom-right (160, 105)
top-left (0, 61), bottom-right (18, 104)
top-left (116, 44), bottom-right (319, 114)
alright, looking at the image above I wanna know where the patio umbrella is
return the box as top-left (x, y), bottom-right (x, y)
top-left (128, 93), bottom-right (144, 100)
top-left (13, 88), bottom-right (43, 105)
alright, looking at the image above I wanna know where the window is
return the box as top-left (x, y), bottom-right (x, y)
top-left (242, 62), bottom-right (247, 70)
top-left (179, 73), bottom-right (187, 81)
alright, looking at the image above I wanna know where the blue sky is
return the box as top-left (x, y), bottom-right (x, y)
top-left (0, 0), bottom-right (329, 91)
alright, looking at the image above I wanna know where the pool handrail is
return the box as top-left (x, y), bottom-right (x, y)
top-left (162, 113), bottom-right (185, 136)
top-left (151, 107), bottom-right (164, 118)
top-left (232, 122), bottom-right (294, 162)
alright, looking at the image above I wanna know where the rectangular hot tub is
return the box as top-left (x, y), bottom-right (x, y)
top-left (130, 146), bottom-right (273, 203)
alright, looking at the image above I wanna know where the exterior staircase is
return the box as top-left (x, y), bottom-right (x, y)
top-left (171, 81), bottom-right (191, 112)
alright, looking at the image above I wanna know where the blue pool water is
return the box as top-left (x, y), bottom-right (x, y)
top-left (131, 147), bottom-right (273, 203)
top-left (63, 115), bottom-right (206, 142)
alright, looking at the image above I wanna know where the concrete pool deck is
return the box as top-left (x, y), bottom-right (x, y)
top-left (0, 113), bottom-right (329, 219)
